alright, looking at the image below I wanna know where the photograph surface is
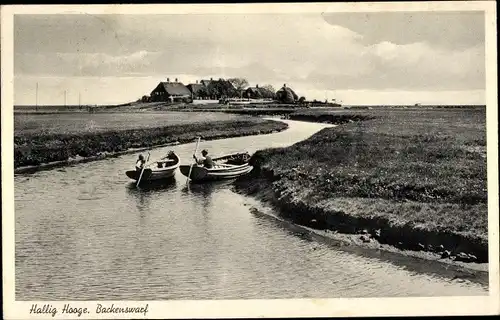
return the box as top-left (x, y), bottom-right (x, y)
top-left (2, 2), bottom-right (498, 318)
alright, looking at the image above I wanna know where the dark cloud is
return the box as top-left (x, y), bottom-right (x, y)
top-left (14, 14), bottom-right (222, 55)
top-left (14, 14), bottom-right (125, 54)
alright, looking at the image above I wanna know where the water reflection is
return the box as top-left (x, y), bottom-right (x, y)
top-left (126, 178), bottom-right (177, 213)
top-left (183, 180), bottom-right (234, 218)
top-left (249, 208), bottom-right (489, 287)
top-left (186, 180), bottom-right (233, 196)
top-left (126, 178), bottom-right (178, 192)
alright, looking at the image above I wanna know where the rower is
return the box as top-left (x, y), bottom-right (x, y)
top-left (158, 151), bottom-right (176, 168)
top-left (136, 154), bottom-right (145, 171)
top-left (193, 149), bottom-right (214, 169)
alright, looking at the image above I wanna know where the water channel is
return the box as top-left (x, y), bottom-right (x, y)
top-left (15, 120), bottom-right (488, 300)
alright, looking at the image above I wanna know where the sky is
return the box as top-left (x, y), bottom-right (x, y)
top-left (14, 12), bottom-right (486, 105)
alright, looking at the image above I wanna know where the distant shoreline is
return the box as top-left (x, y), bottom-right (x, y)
top-left (14, 103), bottom-right (487, 111)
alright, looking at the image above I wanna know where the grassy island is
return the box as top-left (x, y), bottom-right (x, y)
top-left (235, 108), bottom-right (488, 263)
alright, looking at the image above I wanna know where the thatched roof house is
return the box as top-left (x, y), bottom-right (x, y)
top-left (150, 78), bottom-right (191, 102)
top-left (276, 84), bottom-right (298, 103)
top-left (186, 81), bottom-right (206, 98)
top-left (244, 84), bottom-right (275, 99)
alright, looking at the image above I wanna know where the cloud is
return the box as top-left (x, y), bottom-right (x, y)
top-left (14, 13), bottom-right (485, 93)
top-left (321, 11), bottom-right (485, 50)
top-left (73, 50), bottom-right (155, 76)
top-left (302, 41), bottom-right (485, 91)
top-left (16, 50), bottom-right (157, 76)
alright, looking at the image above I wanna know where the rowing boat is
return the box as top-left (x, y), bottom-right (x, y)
top-left (126, 151), bottom-right (180, 182)
top-left (179, 152), bottom-right (253, 182)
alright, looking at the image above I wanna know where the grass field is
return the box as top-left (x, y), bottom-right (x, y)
top-left (14, 112), bottom-right (244, 136)
top-left (238, 108), bottom-right (488, 261)
top-left (14, 112), bottom-right (287, 168)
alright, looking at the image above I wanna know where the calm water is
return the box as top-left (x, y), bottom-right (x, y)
top-left (15, 120), bottom-right (487, 300)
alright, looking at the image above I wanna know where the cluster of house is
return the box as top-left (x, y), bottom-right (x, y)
top-left (145, 77), bottom-right (299, 103)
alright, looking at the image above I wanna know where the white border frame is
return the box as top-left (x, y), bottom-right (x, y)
top-left (2, 2), bottom-right (499, 318)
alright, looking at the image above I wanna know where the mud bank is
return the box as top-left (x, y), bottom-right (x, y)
top-left (244, 206), bottom-right (488, 280)
top-left (234, 167), bottom-right (488, 267)
top-left (15, 119), bottom-right (288, 174)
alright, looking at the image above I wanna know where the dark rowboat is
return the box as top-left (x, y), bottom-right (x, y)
top-left (179, 152), bottom-right (253, 183)
top-left (126, 151), bottom-right (180, 182)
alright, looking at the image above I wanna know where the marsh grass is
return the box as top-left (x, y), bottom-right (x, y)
top-left (14, 112), bottom-right (245, 136)
top-left (251, 108), bottom-right (488, 241)
top-left (14, 118), bottom-right (287, 168)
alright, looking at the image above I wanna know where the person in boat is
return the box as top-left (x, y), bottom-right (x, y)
top-left (193, 149), bottom-right (215, 169)
top-left (157, 151), bottom-right (176, 168)
top-left (136, 154), bottom-right (146, 171)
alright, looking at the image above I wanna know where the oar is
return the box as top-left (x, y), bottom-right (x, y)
top-left (186, 137), bottom-right (201, 184)
top-left (136, 152), bottom-right (150, 187)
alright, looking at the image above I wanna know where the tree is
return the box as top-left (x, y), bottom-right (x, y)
top-left (262, 84), bottom-right (275, 94)
top-left (197, 86), bottom-right (209, 99)
top-left (228, 78), bottom-right (249, 98)
top-left (298, 96), bottom-right (306, 104)
top-left (261, 84), bottom-right (276, 99)
top-left (208, 79), bottom-right (237, 99)
top-left (207, 82), bottom-right (220, 99)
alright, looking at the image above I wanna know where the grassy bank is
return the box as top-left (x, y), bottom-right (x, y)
top-left (14, 118), bottom-right (288, 169)
top-left (14, 111), bottom-right (244, 136)
top-left (287, 110), bottom-right (375, 123)
top-left (181, 108), bottom-right (299, 116)
top-left (170, 106), bottom-right (304, 116)
top-left (235, 108), bottom-right (488, 263)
